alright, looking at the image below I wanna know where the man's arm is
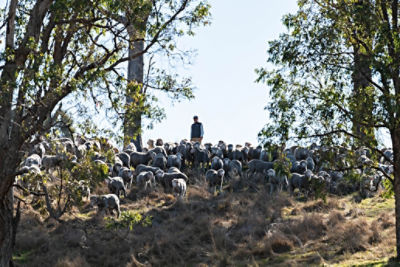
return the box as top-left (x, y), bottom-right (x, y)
top-left (200, 123), bottom-right (204, 137)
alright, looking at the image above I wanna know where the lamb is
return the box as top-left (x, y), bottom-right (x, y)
top-left (90, 194), bottom-right (121, 218)
top-left (130, 151), bottom-right (156, 168)
top-left (206, 169), bottom-right (225, 193)
top-left (106, 177), bottom-right (127, 198)
top-left (136, 171), bottom-right (156, 193)
top-left (167, 153), bottom-right (183, 170)
top-left (172, 179), bottom-right (187, 198)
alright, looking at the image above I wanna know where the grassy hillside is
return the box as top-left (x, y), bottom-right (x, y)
top-left (12, 175), bottom-right (397, 267)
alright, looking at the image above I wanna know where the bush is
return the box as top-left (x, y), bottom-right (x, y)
top-left (105, 211), bottom-right (152, 231)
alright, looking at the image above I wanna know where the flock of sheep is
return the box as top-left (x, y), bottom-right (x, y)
top-left (18, 136), bottom-right (394, 218)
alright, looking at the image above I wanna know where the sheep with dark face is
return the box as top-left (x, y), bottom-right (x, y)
top-left (118, 167), bottom-right (134, 188)
top-left (151, 146), bottom-right (167, 158)
top-left (90, 194), bottom-right (120, 218)
top-left (227, 160), bottom-right (243, 179)
top-left (130, 151), bottom-right (156, 168)
top-left (232, 148), bottom-right (245, 162)
top-left (248, 145), bottom-right (262, 161)
top-left (266, 169), bottom-right (289, 195)
top-left (191, 144), bottom-right (210, 170)
top-left (184, 142), bottom-right (194, 167)
top-left (206, 169), bottom-right (225, 193)
top-left (216, 141), bottom-right (227, 157)
top-left (291, 160), bottom-right (308, 174)
top-left (24, 154), bottom-right (42, 168)
top-left (152, 152), bottom-right (167, 170)
top-left (294, 147), bottom-right (309, 160)
top-left (164, 142), bottom-right (176, 155)
top-left (167, 153), bottom-right (183, 170)
top-left (136, 171), bottom-right (156, 193)
top-left (306, 156), bottom-right (315, 172)
top-left (223, 158), bottom-right (231, 174)
top-left (227, 144), bottom-right (234, 159)
top-left (241, 146), bottom-right (249, 163)
top-left (381, 149), bottom-right (393, 164)
top-left (112, 157), bottom-right (123, 176)
top-left (211, 146), bottom-right (224, 159)
top-left (289, 170), bottom-right (313, 197)
top-left (106, 177), bottom-right (127, 198)
top-left (211, 156), bottom-right (224, 170)
top-left (117, 152), bottom-right (130, 168)
top-left (156, 138), bottom-right (164, 146)
top-left (172, 179), bottom-right (187, 198)
top-left (156, 170), bottom-right (189, 192)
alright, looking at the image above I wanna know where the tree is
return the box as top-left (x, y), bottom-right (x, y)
top-left (121, 0), bottom-right (211, 150)
top-left (257, 0), bottom-right (400, 260)
top-left (0, 0), bottom-right (205, 264)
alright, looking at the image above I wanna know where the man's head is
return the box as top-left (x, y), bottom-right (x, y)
top-left (193, 115), bottom-right (199, 122)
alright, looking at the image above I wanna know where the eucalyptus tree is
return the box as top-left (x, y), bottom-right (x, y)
top-left (0, 0), bottom-right (207, 264)
top-left (257, 0), bottom-right (400, 260)
top-left (119, 0), bottom-right (211, 150)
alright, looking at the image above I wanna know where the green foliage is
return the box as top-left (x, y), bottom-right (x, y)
top-left (272, 146), bottom-right (292, 179)
top-left (256, 0), bottom-right (395, 151)
top-left (104, 211), bottom-right (152, 231)
top-left (382, 177), bottom-right (394, 199)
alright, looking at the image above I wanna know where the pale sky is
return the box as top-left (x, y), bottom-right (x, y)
top-left (142, 0), bottom-right (299, 146)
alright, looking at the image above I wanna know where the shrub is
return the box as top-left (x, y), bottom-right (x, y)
top-left (105, 211), bottom-right (152, 231)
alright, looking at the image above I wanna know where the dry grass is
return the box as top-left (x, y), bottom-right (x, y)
top-left (12, 177), bottom-right (398, 266)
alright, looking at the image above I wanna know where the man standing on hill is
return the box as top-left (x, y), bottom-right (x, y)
top-left (191, 115), bottom-right (204, 143)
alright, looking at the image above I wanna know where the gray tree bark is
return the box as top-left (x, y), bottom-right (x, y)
top-left (124, 26), bottom-right (146, 152)
top-left (352, 47), bottom-right (375, 145)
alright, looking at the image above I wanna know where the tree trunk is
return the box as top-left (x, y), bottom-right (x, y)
top-left (392, 129), bottom-right (400, 260)
top-left (0, 187), bottom-right (14, 266)
top-left (352, 46), bottom-right (375, 146)
top-left (124, 27), bottom-right (145, 152)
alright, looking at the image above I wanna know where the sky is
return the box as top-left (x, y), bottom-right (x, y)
top-left (142, 0), bottom-right (299, 146)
